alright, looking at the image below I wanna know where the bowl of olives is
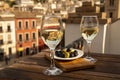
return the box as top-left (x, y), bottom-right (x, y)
top-left (54, 48), bottom-right (84, 60)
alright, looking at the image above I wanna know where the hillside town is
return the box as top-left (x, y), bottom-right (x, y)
top-left (0, 0), bottom-right (119, 79)
top-left (0, 0), bottom-right (120, 65)
top-left (0, 0), bottom-right (46, 61)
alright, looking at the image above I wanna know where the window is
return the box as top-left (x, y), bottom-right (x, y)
top-left (100, 6), bottom-right (105, 12)
top-left (100, 0), bottom-right (104, 3)
top-left (38, 31), bottom-right (41, 37)
top-left (8, 34), bottom-right (12, 43)
top-left (8, 47), bottom-right (12, 55)
top-left (18, 21), bottom-right (22, 29)
top-left (0, 27), bottom-right (2, 32)
top-left (110, 0), bottom-right (114, 6)
top-left (25, 21), bottom-right (29, 29)
top-left (32, 33), bottom-right (36, 40)
top-left (7, 24), bottom-right (11, 32)
top-left (32, 21), bottom-right (35, 28)
top-left (25, 33), bottom-right (29, 41)
top-left (0, 35), bottom-right (3, 45)
top-left (110, 12), bottom-right (113, 18)
top-left (0, 23), bottom-right (3, 32)
top-left (0, 40), bottom-right (3, 45)
top-left (18, 34), bottom-right (22, 42)
top-left (33, 43), bottom-right (36, 48)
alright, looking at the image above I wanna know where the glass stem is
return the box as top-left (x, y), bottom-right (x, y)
top-left (87, 42), bottom-right (92, 57)
top-left (50, 49), bottom-right (55, 69)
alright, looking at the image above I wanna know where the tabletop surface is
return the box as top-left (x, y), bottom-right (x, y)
top-left (0, 49), bottom-right (120, 80)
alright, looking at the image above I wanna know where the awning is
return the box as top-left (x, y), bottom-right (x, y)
top-left (18, 48), bottom-right (24, 51)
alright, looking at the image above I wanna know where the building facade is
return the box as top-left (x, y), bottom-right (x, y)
top-left (15, 12), bottom-right (37, 57)
top-left (105, 19), bottom-right (120, 54)
top-left (14, 0), bottom-right (34, 12)
top-left (36, 14), bottom-right (45, 52)
top-left (105, 0), bottom-right (120, 20)
top-left (0, 12), bottom-right (16, 60)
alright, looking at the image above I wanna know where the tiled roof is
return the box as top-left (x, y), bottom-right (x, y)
top-left (66, 1), bottom-right (107, 24)
top-left (0, 17), bottom-right (15, 21)
top-left (14, 12), bottom-right (36, 18)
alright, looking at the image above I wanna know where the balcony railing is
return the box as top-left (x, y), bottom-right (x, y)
top-left (32, 38), bottom-right (36, 41)
top-left (7, 41), bottom-right (12, 44)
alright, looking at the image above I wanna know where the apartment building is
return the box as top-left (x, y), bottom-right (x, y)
top-left (105, 0), bottom-right (120, 21)
top-left (0, 11), bottom-right (16, 60)
top-left (14, 0), bottom-right (34, 12)
top-left (14, 12), bottom-right (37, 57)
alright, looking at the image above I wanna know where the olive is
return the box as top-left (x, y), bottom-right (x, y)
top-left (66, 48), bottom-right (71, 52)
top-left (70, 52), bottom-right (75, 57)
top-left (74, 50), bottom-right (78, 56)
top-left (55, 51), bottom-right (65, 58)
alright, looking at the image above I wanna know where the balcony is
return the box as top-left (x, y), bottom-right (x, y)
top-left (24, 40), bottom-right (30, 42)
top-left (25, 27), bottom-right (29, 29)
top-left (6, 29), bottom-right (12, 32)
top-left (17, 28), bottom-right (22, 30)
top-left (18, 41), bottom-right (23, 44)
top-left (32, 38), bottom-right (36, 42)
top-left (7, 41), bottom-right (12, 44)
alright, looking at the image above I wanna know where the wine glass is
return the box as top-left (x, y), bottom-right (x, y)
top-left (41, 14), bottom-right (63, 75)
top-left (80, 16), bottom-right (99, 63)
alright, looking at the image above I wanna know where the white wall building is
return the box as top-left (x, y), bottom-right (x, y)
top-left (65, 23), bottom-right (108, 54)
top-left (16, 0), bottom-right (34, 6)
top-left (105, 19), bottom-right (120, 54)
top-left (0, 12), bottom-right (16, 57)
top-left (14, 0), bottom-right (34, 11)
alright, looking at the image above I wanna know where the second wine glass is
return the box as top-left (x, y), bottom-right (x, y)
top-left (41, 14), bottom-right (64, 75)
top-left (80, 16), bottom-right (99, 63)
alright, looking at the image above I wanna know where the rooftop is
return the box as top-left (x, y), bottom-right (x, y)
top-left (14, 11), bottom-right (36, 18)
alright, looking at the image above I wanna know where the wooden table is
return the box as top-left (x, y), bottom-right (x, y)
top-left (0, 50), bottom-right (120, 80)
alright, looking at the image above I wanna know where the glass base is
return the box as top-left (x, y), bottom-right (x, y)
top-left (84, 56), bottom-right (97, 63)
top-left (43, 67), bottom-right (63, 76)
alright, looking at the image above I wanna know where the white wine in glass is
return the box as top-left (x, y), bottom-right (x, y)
top-left (80, 16), bottom-right (99, 62)
top-left (41, 14), bottom-right (63, 75)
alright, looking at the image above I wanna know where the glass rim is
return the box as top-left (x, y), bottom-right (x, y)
top-left (80, 15), bottom-right (99, 26)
